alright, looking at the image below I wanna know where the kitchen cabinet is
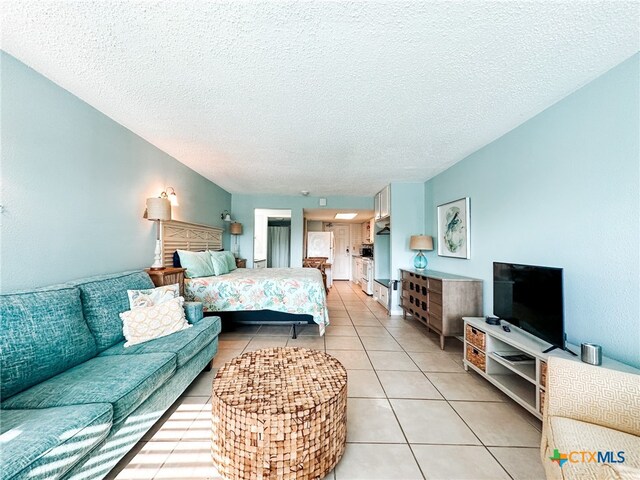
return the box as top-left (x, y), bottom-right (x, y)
top-left (380, 186), bottom-right (390, 218)
top-left (352, 257), bottom-right (361, 284)
top-left (373, 281), bottom-right (389, 310)
top-left (361, 221), bottom-right (373, 244)
top-left (350, 224), bottom-right (362, 250)
top-left (370, 218), bottom-right (376, 244)
top-left (374, 185), bottom-right (390, 221)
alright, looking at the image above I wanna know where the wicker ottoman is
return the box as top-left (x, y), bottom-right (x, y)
top-left (211, 347), bottom-right (347, 480)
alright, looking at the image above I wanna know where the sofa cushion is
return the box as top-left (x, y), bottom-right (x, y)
top-left (597, 464), bottom-right (640, 480)
top-left (127, 283), bottom-right (179, 309)
top-left (69, 271), bottom-right (155, 352)
top-left (184, 301), bottom-right (204, 324)
top-left (120, 296), bottom-right (191, 347)
top-left (2, 353), bottom-right (175, 425)
top-left (0, 404), bottom-right (112, 480)
top-left (100, 315), bottom-right (221, 367)
top-left (543, 416), bottom-right (640, 480)
top-left (0, 286), bottom-right (97, 399)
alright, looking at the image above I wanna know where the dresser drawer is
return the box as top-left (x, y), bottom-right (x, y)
top-left (428, 278), bottom-right (442, 293)
top-left (428, 312), bottom-right (443, 331)
top-left (465, 324), bottom-right (486, 350)
top-left (429, 301), bottom-right (442, 319)
top-left (408, 272), bottom-right (428, 286)
top-left (429, 291), bottom-right (442, 306)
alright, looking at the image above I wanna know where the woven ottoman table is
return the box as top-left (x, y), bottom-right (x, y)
top-left (211, 347), bottom-right (347, 480)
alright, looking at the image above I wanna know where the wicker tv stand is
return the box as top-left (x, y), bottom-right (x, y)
top-left (400, 269), bottom-right (482, 349)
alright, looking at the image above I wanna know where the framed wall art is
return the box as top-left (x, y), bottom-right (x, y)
top-left (437, 197), bottom-right (470, 259)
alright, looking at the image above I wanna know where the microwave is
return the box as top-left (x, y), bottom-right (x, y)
top-left (360, 246), bottom-right (373, 257)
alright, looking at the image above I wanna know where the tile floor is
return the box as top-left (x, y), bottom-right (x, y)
top-left (108, 281), bottom-right (546, 480)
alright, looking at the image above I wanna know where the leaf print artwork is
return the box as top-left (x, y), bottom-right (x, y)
top-left (437, 197), bottom-right (470, 259)
top-left (444, 206), bottom-right (465, 253)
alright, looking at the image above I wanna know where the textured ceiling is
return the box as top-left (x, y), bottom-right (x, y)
top-left (2, 2), bottom-right (638, 196)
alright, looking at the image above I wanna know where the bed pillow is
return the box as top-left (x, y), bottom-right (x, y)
top-left (209, 251), bottom-right (229, 276)
top-left (127, 283), bottom-right (179, 309)
top-left (210, 250), bottom-right (236, 272)
top-left (177, 250), bottom-right (215, 278)
top-left (223, 251), bottom-right (237, 271)
top-left (119, 296), bottom-right (191, 347)
top-left (173, 251), bottom-right (182, 268)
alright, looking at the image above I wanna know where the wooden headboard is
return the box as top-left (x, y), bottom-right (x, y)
top-left (161, 220), bottom-right (224, 267)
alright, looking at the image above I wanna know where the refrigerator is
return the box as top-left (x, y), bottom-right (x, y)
top-left (307, 232), bottom-right (334, 264)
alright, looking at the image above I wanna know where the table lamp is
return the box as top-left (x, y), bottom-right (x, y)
top-left (230, 222), bottom-right (243, 257)
top-left (145, 197), bottom-right (171, 269)
top-left (410, 235), bottom-right (433, 270)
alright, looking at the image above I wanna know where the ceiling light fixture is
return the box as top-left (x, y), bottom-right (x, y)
top-left (335, 213), bottom-right (358, 220)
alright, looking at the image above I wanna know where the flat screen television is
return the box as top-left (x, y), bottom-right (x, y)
top-left (493, 262), bottom-right (564, 350)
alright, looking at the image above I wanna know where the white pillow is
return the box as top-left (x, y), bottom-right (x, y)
top-left (127, 283), bottom-right (179, 309)
top-left (120, 296), bottom-right (191, 347)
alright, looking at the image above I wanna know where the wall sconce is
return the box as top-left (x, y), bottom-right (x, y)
top-left (160, 187), bottom-right (179, 206)
top-left (221, 210), bottom-right (232, 222)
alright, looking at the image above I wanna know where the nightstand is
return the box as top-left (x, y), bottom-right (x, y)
top-left (145, 267), bottom-right (186, 296)
top-left (235, 258), bottom-right (247, 268)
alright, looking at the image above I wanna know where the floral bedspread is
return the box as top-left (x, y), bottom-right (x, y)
top-left (184, 268), bottom-right (329, 335)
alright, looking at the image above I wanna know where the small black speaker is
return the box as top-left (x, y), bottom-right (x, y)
top-left (485, 316), bottom-right (501, 326)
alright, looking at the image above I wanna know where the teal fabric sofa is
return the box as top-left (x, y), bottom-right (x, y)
top-left (0, 271), bottom-right (221, 480)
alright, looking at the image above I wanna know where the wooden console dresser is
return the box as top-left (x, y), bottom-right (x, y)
top-left (400, 269), bottom-right (482, 350)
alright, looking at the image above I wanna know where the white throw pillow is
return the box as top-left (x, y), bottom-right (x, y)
top-left (120, 296), bottom-right (191, 347)
top-left (127, 283), bottom-right (179, 309)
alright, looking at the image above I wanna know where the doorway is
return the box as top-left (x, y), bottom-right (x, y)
top-left (254, 208), bottom-right (292, 268)
top-left (324, 224), bottom-right (350, 280)
top-left (267, 218), bottom-right (291, 267)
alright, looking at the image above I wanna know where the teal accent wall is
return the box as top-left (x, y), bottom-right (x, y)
top-left (231, 194), bottom-right (374, 268)
top-left (424, 54), bottom-right (639, 367)
top-left (0, 52), bottom-right (231, 291)
top-left (386, 183), bottom-right (425, 314)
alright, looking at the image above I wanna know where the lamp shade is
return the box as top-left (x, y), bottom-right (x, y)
top-left (410, 235), bottom-right (433, 251)
top-left (146, 197), bottom-right (171, 221)
top-left (230, 222), bottom-right (243, 235)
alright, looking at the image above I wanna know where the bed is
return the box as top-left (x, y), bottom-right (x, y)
top-left (160, 220), bottom-right (330, 335)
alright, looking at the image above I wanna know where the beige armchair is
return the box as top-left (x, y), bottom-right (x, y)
top-left (541, 356), bottom-right (640, 480)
